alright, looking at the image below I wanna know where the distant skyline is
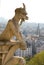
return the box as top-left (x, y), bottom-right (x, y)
top-left (0, 0), bottom-right (44, 23)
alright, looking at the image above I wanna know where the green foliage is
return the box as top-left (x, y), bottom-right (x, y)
top-left (24, 56), bottom-right (31, 65)
top-left (29, 51), bottom-right (44, 65)
top-left (24, 56), bottom-right (30, 61)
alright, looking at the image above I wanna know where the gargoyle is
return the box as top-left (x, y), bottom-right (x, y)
top-left (0, 3), bottom-right (28, 65)
top-left (0, 3), bottom-right (28, 40)
top-left (0, 3), bottom-right (28, 50)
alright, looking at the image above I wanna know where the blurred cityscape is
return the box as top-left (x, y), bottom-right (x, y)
top-left (0, 17), bottom-right (44, 57)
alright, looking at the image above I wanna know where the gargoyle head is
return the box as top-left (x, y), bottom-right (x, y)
top-left (15, 3), bottom-right (28, 25)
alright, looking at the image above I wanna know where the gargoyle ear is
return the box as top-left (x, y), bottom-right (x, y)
top-left (23, 3), bottom-right (25, 10)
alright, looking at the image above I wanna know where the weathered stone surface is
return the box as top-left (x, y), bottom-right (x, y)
top-left (0, 3), bottom-right (28, 65)
top-left (0, 40), bottom-right (26, 65)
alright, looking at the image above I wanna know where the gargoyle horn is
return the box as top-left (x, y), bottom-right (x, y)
top-left (23, 3), bottom-right (26, 9)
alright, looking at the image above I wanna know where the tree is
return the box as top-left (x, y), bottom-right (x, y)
top-left (29, 51), bottom-right (44, 65)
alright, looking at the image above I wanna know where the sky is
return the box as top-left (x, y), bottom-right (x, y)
top-left (0, 0), bottom-right (44, 23)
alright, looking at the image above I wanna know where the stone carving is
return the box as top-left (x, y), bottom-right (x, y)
top-left (0, 3), bottom-right (28, 65)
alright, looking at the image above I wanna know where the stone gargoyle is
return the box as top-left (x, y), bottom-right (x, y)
top-left (0, 3), bottom-right (28, 65)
